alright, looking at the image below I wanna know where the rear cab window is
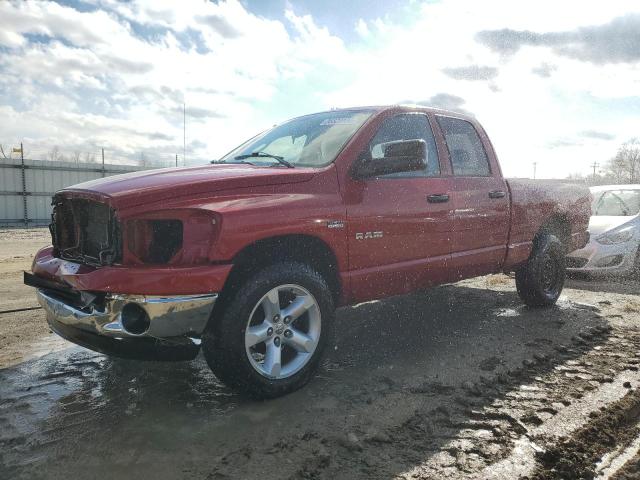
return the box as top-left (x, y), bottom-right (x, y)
top-left (437, 116), bottom-right (491, 176)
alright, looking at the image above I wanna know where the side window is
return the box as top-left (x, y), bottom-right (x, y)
top-left (595, 192), bottom-right (624, 216)
top-left (437, 116), bottom-right (491, 176)
top-left (369, 114), bottom-right (439, 177)
top-left (595, 191), bottom-right (640, 216)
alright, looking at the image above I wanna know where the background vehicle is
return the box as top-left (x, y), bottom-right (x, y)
top-left (25, 105), bottom-right (591, 398)
top-left (567, 185), bottom-right (640, 277)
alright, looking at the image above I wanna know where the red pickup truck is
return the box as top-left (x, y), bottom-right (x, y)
top-left (26, 105), bottom-right (591, 397)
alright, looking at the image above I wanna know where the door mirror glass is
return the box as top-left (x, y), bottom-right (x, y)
top-left (382, 139), bottom-right (425, 159)
top-left (354, 139), bottom-right (427, 179)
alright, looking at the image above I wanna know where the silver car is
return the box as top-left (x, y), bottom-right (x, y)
top-left (567, 185), bottom-right (640, 277)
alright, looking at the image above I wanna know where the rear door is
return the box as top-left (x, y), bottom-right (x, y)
top-left (434, 115), bottom-right (510, 279)
top-left (346, 113), bottom-right (454, 301)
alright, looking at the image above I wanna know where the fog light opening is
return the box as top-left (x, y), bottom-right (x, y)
top-left (121, 303), bottom-right (151, 335)
top-left (595, 254), bottom-right (624, 268)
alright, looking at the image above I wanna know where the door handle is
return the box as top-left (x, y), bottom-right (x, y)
top-left (488, 190), bottom-right (506, 199)
top-left (427, 194), bottom-right (450, 203)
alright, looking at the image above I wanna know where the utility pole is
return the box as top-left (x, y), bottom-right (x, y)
top-left (101, 148), bottom-right (105, 177)
top-left (20, 143), bottom-right (27, 227)
top-left (183, 102), bottom-right (186, 165)
top-left (532, 161), bottom-right (537, 179)
top-left (175, 154), bottom-right (178, 167)
top-left (590, 161), bottom-right (599, 178)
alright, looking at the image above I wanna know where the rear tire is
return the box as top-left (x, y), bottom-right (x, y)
top-left (632, 247), bottom-right (640, 279)
top-left (202, 261), bottom-right (334, 398)
top-left (515, 233), bottom-right (566, 307)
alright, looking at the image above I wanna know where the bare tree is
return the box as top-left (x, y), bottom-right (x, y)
top-left (84, 152), bottom-right (97, 163)
top-left (70, 150), bottom-right (81, 164)
top-left (566, 172), bottom-right (584, 181)
top-left (607, 138), bottom-right (640, 184)
top-left (48, 146), bottom-right (62, 162)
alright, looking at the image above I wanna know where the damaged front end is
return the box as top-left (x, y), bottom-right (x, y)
top-left (26, 193), bottom-right (221, 361)
top-left (50, 194), bottom-right (121, 267)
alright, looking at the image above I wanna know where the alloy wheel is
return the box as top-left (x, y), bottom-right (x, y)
top-left (244, 284), bottom-right (321, 379)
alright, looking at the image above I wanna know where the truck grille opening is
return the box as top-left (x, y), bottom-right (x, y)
top-left (50, 195), bottom-right (121, 266)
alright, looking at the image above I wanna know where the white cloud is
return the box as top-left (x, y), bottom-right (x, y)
top-left (0, 0), bottom-right (348, 164)
top-left (0, 0), bottom-right (638, 177)
top-left (355, 19), bottom-right (370, 38)
top-left (321, 0), bottom-right (640, 178)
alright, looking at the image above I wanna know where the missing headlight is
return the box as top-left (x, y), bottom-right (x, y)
top-left (127, 219), bottom-right (183, 264)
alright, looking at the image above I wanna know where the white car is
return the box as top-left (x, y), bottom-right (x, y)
top-left (567, 185), bottom-right (640, 277)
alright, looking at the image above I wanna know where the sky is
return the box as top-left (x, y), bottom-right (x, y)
top-left (0, 0), bottom-right (638, 178)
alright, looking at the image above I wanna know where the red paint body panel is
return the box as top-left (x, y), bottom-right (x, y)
top-left (501, 178), bottom-right (592, 270)
top-left (30, 105), bottom-right (591, 307)
top-left (32, 247), bottom-right (233, 295)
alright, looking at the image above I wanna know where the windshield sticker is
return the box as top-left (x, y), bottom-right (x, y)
top-left (320, 117), bottom-right (355, 126)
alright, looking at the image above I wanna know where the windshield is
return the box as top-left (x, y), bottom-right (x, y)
top-left (220, 110), bottom-right (373, 168)
top-left (592, 189), bottom-right (640, 216)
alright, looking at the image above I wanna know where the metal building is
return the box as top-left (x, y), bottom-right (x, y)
top-left (0, 158), bottom-right (147, 227)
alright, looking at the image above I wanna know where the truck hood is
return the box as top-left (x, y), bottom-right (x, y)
top-left (62, 164), bottom-right (317, 209)
top-left (588, 215), bottom-right (639, 236)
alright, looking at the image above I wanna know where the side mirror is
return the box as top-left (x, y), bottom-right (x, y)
top-left (353, 139), bottom-right (426, 179)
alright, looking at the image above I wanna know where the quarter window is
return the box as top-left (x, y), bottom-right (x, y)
top-left (437, 117), bottom-right (491, 176)
top-left (369, 114), bottom-right (440, 177)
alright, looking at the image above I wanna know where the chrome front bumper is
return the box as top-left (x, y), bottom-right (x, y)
top-left (36, 289), bottom-right (218, 361)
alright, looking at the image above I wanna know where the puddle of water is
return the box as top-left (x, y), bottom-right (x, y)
top-left (0, 346), bottom-right (247, 469)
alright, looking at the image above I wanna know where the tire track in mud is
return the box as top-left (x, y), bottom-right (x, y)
top-left (610, 447), bottom-right (640, 479)
top-left (532, 386), bottom-right (640, 479)
top-left (416, 325), bottom-right (640, 480)
top-left (206, 324), bottom-right (640, 480)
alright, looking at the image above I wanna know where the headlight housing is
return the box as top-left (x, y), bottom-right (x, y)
top-left (123, 210), bottom-right (220, 265)
top-left (595, 225), bottom-right (635, 245)
top-left (127, 219), bottom-right (183, 264)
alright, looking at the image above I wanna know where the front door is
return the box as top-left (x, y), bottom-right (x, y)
top-left (345, 113), bottom-right (453, 302)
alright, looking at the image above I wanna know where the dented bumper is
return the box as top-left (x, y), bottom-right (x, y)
top-left (35, 288), bottom-right (217, 361)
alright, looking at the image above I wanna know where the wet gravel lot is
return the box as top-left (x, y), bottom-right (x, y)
top-left (1, 262), bottom-right (640, 479)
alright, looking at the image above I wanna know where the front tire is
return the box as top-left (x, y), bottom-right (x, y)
top-left (202, 262), bottom-right (334, 398)
top-left (515, 233), bottom-right (566, 307)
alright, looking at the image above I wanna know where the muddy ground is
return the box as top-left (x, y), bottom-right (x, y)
top-left (0, 229), bottom-right (51, 366)
top-left (1, 228), bottom-right (640, 479)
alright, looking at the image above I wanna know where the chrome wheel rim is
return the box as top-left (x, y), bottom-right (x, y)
top-left (244, 284), bottom-right (321, 379)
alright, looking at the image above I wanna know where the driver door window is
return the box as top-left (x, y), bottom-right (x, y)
top-left (369, 114), bottom-right (439, 177)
